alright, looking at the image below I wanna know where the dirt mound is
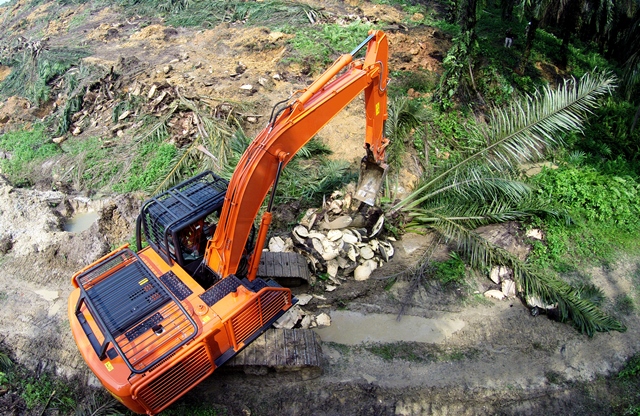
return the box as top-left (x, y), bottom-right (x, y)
top-left (0, 96), bottom-right (34, 129)
top-left (0, 65), bottom-right (10, 83)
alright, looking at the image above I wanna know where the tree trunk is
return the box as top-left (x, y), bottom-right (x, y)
top-left (517, 18), bottom-right (539, 74)
top-left (501, 0), bottom-right (515, 20)
top-left (559, 31), bottom-right (570, 70)
top-left (631, 102), bottom-right (640, 134)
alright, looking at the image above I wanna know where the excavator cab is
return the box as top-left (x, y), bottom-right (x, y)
top-left (135, 171), bottom-right (228, 284)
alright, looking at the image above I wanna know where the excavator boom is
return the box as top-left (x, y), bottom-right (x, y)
top-left (206, 30), bottom-right (389, 279)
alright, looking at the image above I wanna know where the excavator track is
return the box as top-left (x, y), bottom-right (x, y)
top-left (256, 251), bottom-right (310, 287)
top-left (224, 328), bottom-right (323, 380)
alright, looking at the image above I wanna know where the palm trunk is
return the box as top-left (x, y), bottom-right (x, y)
top-left (517, 18), bottom-right (539, 74)
top-left (631, 102), bottom-right (640, 133)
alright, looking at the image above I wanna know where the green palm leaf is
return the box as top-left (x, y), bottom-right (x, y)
top-left (389, 71), bottom-right (624, 335)
top-left (427, 216), bottom-right (625, 336)
top-left (393, 71), bottom-right (616, 213)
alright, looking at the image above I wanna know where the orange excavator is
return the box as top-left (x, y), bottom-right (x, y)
top-left (67, 30), bottom-right (389, 415)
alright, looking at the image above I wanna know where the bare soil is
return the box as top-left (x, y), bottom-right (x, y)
top-left (0, 1), bottom-right (639, 415)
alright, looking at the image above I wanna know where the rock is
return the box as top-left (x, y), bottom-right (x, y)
top-left (296, 294), bottom-right (312, 306)
top-left (235, 62), bottom-right (247, 74)
top-left (502, 279), bottom-right (516, 298)
top-left (354, 263), bottom-right (372, 281)
top-left (269, 31), bottom-right (285, 41)
top-left (327, 259), bottom-right (339, 277)
top-left (311, 238), bottom-right (324, 256)
top-left (258, 76), bottom-right (274, 90)
top-left (342, 233), bottom-right (358, 244)
top-left (273, 306), bottom-right (302, 329)
top-left (360, 245), bottom-right (374, 260)
top-left (318, 215), bottom-right (353, 230)
top-left (300, 315), bottom-right (312, 329)
top-left (52, 136), bottom-right (66, 144)
top-left (169, 58), bottom-right (180, 64)
top-left (370, 215), bottom-right (384, 237)
top-left (325, 284), bottom-right (336, 292)
top-left (239, 84), bottom-right (255, 95)
top-left (118, 110), bottom-right (131, 120)
top-left (0, 234), bottom-right (13, 254)
top-left (268, 236), bottom-right (286, 252)
top-left (347, 244), bottom-right (358, 262)
top-left (316, 313), bottom-right (331, 327)
top-left (163, 65), bottom-right (172, 74)
top-left (35, 289), bottom-right (60, 302)
top-left (526, 295), bottom-right (555, 310)
top-left (299, 209), bottom-right (317, 229)
top-left (72, 126), bottom-right (82, 136)
top-left (526, 228), bottom-right (544, 240)
top-left (148, 84), bottom-right (157, 99)
top-left (293, 225), bottom-right (309, 237)
top-left (363, 259), bottom-right (378, 271)
top-left (326, 229), bottom-right (343, 242)
top-left (484, 289), bottom-right (506, 300)
top-left (489, 265), bottom-right (512, 284)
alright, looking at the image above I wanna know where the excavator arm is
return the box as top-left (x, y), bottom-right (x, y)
top-left (205, 30), bottom-right (389, 279)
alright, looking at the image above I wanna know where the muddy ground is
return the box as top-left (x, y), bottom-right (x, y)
top-left (0, 0), bottom-right (639, 415)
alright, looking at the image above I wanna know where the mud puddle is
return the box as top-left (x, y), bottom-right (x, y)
top-left (313, 310), bottom-right (465, 345)
top-left (63, 211), bottom-right (99, 232)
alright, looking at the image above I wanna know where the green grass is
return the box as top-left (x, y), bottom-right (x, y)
top-left (527, 163), bottom-right (640, 271)
top-left (0, 125), bottom-right (60, 186)
top-left (389, 70), bottom-right (439, 96)
top-left (365, 342), bottom-right (477, 363)
top-left (283, 21), bottom-right (374, 71)
top-left (21, 373), bottom-right (76, 412)
top-left (61, 136), bottom-right (123, 190)
top-left (433, 254), bottom-right (467, 286)
top-left (115, 142), bottom-right (177, 192)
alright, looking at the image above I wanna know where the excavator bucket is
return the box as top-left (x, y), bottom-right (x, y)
top-left (354, 159), bottom-right (388, 206)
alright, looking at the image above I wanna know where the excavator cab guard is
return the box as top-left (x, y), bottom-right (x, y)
top-left (136, 171), bottom-right (228, 275)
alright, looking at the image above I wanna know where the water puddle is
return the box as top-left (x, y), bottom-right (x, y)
top-left (313, 310), bottom-right (465, 345)
top-left (63, 211), bottom-right (99, 233)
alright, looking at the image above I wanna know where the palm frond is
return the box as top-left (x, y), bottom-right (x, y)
top-left (394, 71), bottom-right (617, 213)
top-left (149, 95), bottom-right (241, 193)
top-left (386, 96), bottom-right (423, 141)
top-left (0, 351), bottom-right (12, 371)
top-left (428, 215), bottom-right (626, 336)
